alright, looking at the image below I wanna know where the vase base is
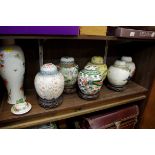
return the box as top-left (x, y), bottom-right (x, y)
top-left (38, 95), bottom-right (63, 109)
top-left (78, 91), bottom-right (99, 100)
top-left (11, 102), bottom-right (32, 115)
top-left (64, 85), bottom-right (76, 94)
top-left (107, 83), bottom-right (126, 92)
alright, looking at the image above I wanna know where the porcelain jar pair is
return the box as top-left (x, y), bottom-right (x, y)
top-left (107, 57), bottom-right (136, 91)
top-left (0, 39), bottom-right (32, 115)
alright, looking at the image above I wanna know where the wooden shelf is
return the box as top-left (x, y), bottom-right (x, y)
top-left (0, 35), bottom-right (154, 42)
top-left (0, 35), bottom-right (118, 40)
top-left (0, 81), bottom-right (147, 129)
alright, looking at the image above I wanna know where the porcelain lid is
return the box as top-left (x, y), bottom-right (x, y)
top-left (114, 60), bottom-right (127, 67)
top-left (84, 65), bottom-right (98, 71)
top-left (41, 63), bottom-right (58, 75)
top-left (91, 56), bottom-right (104, 65)
top-left (60, 57), bottom-right (74, 64)
top-left (121, 56), bottom-right (132, 62)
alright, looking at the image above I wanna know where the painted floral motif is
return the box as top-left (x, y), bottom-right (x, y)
top-left (0, 43), bottom-right (26, 104)
top-left (78, 65), bottom-right (103, 95)
top-left (60, 65), bottom-right (78, 87)
top-left (60, 57), bottom-right (79, 88)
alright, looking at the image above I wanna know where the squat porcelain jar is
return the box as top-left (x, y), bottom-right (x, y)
top-left (87, 56), bottom-right (107, 81)
top-left (34, 63), bottom-right (64, 109)
top-left (107, 60), bottom-right (130, 91)
top-left (121, 56), bottom-right (136, 79)
top-left (59, 57), bottom-right (78, 93)
top-left (78, 65), bottom-right (103, 100)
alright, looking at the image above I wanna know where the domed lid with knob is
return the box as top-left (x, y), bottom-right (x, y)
top-left (60, 57), bottom-right (74, 64)
top-left (113, 60), bottom-right (129, 71)
top-left (91, 56), bottom-right (104, 65)
top-left (121, 56), bottom-right (132, 62)
top-left (40, 63), bottom-right (58, 75)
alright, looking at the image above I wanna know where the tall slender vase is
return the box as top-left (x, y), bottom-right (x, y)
top-left (0, 39), bottom-right (26, 105)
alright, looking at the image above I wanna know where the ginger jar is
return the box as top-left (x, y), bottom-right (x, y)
top-left (121, 56), bottom-right (136, 79)
top-left (59, 57), bottom-right (78, 93)
top-left (107, 60), bottom-right (130, 91)
top-left (87, 56), bottom-right (107, 81)
top-left (34, 63), bottom-right (64, 109)
top-left (78, 65), bottom-right (103, 100)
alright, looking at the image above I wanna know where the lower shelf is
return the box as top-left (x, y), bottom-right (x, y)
top-left (0, 81), bottom-right (147, 128)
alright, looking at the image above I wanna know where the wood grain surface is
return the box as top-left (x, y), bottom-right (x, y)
top-left (0, 81), bottom-right (147, 128)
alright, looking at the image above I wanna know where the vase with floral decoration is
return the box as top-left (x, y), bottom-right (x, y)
top-left (34, 63), bottom-right (64, 109)
top-left (0, 39), bottom-right (31, 114)
top-left (78, 65), bottom-right (103, 100)
top-left (59, 57), bottom-right (78, 93)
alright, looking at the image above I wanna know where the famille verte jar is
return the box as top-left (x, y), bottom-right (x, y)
top-left (121, 56), bottom-right (136, 79)
top-left (0, 39), bottom-right (31, 115)
top-left (34, 63), bottom-right (64, 109)
top-left (78, 65), bottom-right (103, 100)
top-left (107, 60), bottom-right (130, 91)
top-left (87, 56), bottom-right (107, 81)
top-left (59, 57), bottom-right (78, 94)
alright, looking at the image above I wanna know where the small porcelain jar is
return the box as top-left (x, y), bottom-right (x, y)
top-left (87, 56), bottom-right (107, 81)
top-left (34, 63), bottom-right (64, 109)
top-left (121, 56), bottom-right (136, 78)
top-left (107, 60), bottom-right (130, 91)
top-left (59, 57), bottom-right (78, 93)
top-left (11, 98), bottom-right (32, 115)
top-left (78, 65), bottom-right (103, 100)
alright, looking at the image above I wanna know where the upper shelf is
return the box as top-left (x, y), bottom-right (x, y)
top-left (0, 81), bottom-right (147, 129)
top-left (0, 35), bottom-right (117, 40)
top-left (0, 35), bottom-right (154, 42)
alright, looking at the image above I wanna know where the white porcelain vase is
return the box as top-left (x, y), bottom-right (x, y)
top-left (34, 63), bottom-right (64, 109)
top-left (121, 56), bottom-right (136, 78)
top-left (107, 60), bottom-right (130, 87)
top-left (0, 39), bottom-right (26, 104)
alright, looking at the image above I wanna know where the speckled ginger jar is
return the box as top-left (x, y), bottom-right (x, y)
top-left (78, 65), bottom-right (103, 100)
top-left (87, 56), bottom-right (107, 81)
top-left (121, 56), bottom-right (136, 79)
top-left (59, 57), bottom-right (78, 93)
top-left (34, 63), bottom-right (64, 109)
top-left (0, 39), bottom-right (26, 105)
top-left (107, 60), bottom-right (130, 91)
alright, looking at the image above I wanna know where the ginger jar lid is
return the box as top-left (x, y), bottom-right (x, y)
top-left (91, 56), bottom-right (104, 65)
top-left (121, 56), bottom-right (132, 62)
top-left (84, 65), bottom-right (99, 71)
top-left (60, 57), bottom-right (74, 64)
top-left (113, 60), bottom-right (129, 71)
top-left (40, 63), bottom-right (58, 75)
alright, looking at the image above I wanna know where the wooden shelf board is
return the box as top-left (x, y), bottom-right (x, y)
top-left (0, 81), bottom-right (147, 128)
top-left (0, 35), bottom-right (118, 40)
top-left (0, 35), bottom-right (154, 42)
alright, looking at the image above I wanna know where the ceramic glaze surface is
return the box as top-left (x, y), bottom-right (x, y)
top-left (78, 65), bottom-right (103, 95)
top-left (121, 56), bottom-right (136, 78)
top-left (0, 45), bottom-right (25, 104)
top-left (34, 63), bottom-right (64, 100)
top-left (107, 60), bottom-right (130, 86)
top-left (87, 56), bottom-right (107, 81)
top-left (60, 57), bottom-right (78, 87)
